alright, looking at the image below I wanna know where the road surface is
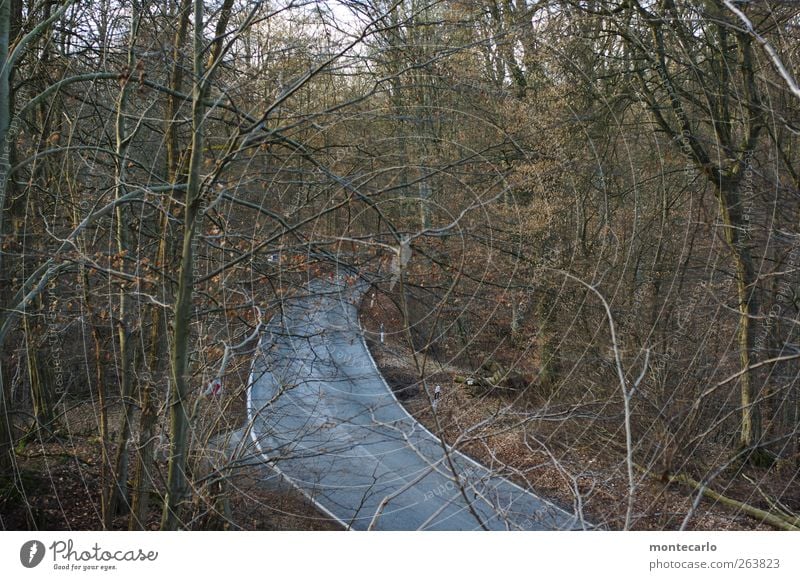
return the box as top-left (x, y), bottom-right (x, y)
top-left (247, 275), bottom-right (583, 530)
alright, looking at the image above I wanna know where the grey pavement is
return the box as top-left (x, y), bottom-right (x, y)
top-left (246, 275), bottom-right (584, 530)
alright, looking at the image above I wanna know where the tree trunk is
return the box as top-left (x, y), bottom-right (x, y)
top-left (129, 380), bottom-right (157, 530)
top-left (715, 180), bottom-right (761, 450)
top-left (161, 0), bottom-right (207, 530)
top-left (130, 0), bottom-right (192, 530)
top-left (149, 0), bottom-right (192, 371)
top-left (536, 292), bottom-right (559, 395)
top-left (23, 296), bottom-right (53, 431)
top-left (0, 0), bottom-right (13, 476)
top-left (80, 264), bottom-right (112, 529)
top-left (0, 362), bottom-right (12, 476)
top-left (0, 0), bottom-right (11, 260)
top-left (108, 1), bottom-right (141, 519)
top-left (109, 236), bottom-right (135, 520)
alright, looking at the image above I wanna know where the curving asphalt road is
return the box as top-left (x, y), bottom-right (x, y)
top-left (246, 275), bottom-right (583, 530)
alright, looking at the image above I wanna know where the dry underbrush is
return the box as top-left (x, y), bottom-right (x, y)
top-left (361, 293), bottom-right (781, 531)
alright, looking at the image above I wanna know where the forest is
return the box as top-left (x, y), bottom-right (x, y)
top-left (1, 0), bottom-right (800, 531)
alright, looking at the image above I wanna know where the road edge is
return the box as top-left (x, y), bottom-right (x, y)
top-left (355, 287), bottom-right (586, 529)
top-left (245, 330), bottom-right (351, 531)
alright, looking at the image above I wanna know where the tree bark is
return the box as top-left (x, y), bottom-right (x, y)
top-left (23, 296), bottom-right (53, 431)
top-left (715, 178), bottom-right (760, 449)
top-left (162, 0), bottom-right (227, 529)
top-left (149, 0), bottom-right (192, 371)
top-left (0, 0), bottom-right (13, 476)
top-left (108, 0), bottom-right (142, 519)
top-left (129, 380), bottom-right (157, 530)
top-left (80, 264), bottom-right (112, 529)
top-left (130, 0), bottom-right (193, 530)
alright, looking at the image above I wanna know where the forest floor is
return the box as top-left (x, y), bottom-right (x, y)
top-left (1, 400), bottom-right (341, 530)
top-left (359, 292), bottom-right (779, 531)
top-left (3, 279), bottom-right (790, 531)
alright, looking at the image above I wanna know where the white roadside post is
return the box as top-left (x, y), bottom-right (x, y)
top-left (433, 384), bottom-right (441, 411)
top-left (380, 322), bottom-right (385, 344)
